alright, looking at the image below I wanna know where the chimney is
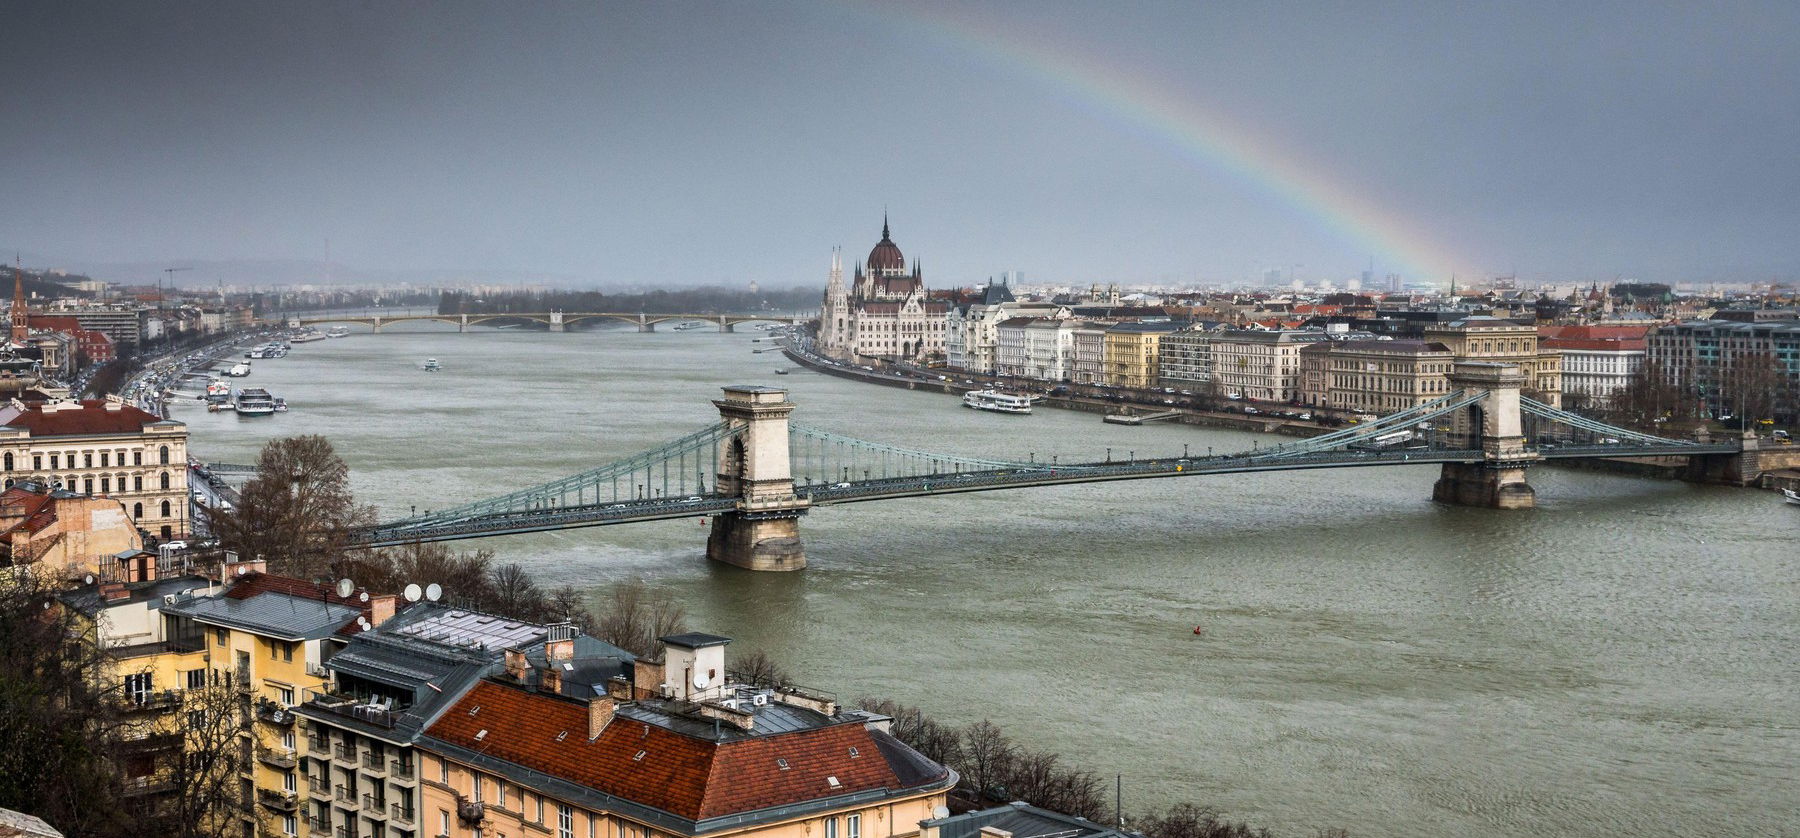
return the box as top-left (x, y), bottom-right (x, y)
top-left (366, 594), bottom-right (396, 628)
top-left (631, 657), bottom-right (665, 700)
top-left (545, 637), bottom-right (574, 663)
top-left (587, 696), bottom-right (615, 740)
top-left (605, 676), bottom-right (633, 702)
top-left (100, 581), bottom-right (129, 602)
top-left (503, 648), bottom-right (527, 682)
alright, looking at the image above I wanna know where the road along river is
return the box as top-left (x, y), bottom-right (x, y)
top-left (175, 324), bottom-right (1798, 838)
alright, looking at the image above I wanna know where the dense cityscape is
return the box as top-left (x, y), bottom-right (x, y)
top-left (5, 3), bottom-right (1799, 838)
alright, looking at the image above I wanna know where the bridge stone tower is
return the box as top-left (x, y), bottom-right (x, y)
top-left (707, 386), bottom-right (809, 571)
top-left (1432, 362), bottom-right (1541, 509)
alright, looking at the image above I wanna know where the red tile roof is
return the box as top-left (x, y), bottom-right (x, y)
top-left (2, 400), bottom-right (169, 437)
top-left (0, 486), bottom-right (58, 535)
top-left (426, 680), bottom-right (922, 821)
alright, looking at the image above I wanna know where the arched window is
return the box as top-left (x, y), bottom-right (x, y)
top-left (160, 500), bottom-right (171, 518)
top-left (2, 452), bottom-right (10, 471)
top-left (133, 502), bottom-right (143, 519)
top-left (159, 446), bottom-right (170, 465)
top-left (160, 472), bottom-right (170, 490)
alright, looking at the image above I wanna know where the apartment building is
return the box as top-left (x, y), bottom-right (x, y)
top-left (1210, 330), bottom-right (1331, 402)
top-left (1299, 340), bottom-right (1455, 414)
top-left (416, 634), bottom-right (954, 838)
top-left (1157, 326), bottom-right (1225, 390)
top-left (0, 397), bottom-right (190, 540)
top-left (1538, 325), bottom-right (1649, 404)
top-left (1646, 318), bottom-right (1800, 422)
top-left (1068, 323), bottom-right (1110, 385)
top-left (1102, 322), bottom-right (1180, 388)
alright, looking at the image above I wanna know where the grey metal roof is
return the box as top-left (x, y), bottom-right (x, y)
top-left (661, 632), bottom-right (731, 649)
top-left (58, 575), bottom-right (208, 618)
top-left (613, 694), bottom-right (834, 742)
top-left (163, 591), bottom-right (358, 640)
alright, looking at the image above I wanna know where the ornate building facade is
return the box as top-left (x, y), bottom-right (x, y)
top-left (819, 218), bottom-right (949, 362)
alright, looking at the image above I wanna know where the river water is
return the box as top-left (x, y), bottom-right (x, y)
top-left (178, 325), bottom-right (1797, 838)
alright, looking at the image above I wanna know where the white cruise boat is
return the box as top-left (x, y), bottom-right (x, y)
top-left (291, 330), bottom-right (326, 343)
top-left (226, 362), bottom-right (252, 377)
top-left (204, 381), bottom-right (233, 404)
top-left (234, 388), bottom-right (277, 416)
top-left (963, 389), bottom-right (1033, 414)
top-left (326, 326), bottom-right (351, 338)
top-left (423, 358), bottom-right (441, 372)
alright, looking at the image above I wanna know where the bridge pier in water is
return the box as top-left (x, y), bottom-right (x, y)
top-left (707, 385), bottom-right (809, 571)
top-left (1432, 363), bottom-right (1541, 509)
top-left (548, 311), bottom-right (565, 332)
top-left (637, 314), bottom-right (655, 333)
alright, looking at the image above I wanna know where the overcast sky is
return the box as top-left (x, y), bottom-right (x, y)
top-left (2, 1), bottom-right (1795, 289)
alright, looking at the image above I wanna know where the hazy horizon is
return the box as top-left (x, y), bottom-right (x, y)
top-left (4, 1), bottom-right (1797, 289)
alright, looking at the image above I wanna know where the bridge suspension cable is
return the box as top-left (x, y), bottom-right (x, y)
top-left (378, 422), bottom-right (740, 531)
top-left (1518, 397), bottom-right (1701, 447)
top-left (1250, 389), bottom-right (1487, 459)
top-left (787, 423), bottom-right (1041, 486)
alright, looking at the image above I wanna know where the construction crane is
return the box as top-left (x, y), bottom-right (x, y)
top-left (159, 267), bottom-right (190, 309)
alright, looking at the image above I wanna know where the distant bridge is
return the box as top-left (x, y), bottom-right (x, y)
top-left (344, 363), bottom-right (1767, 570)
top-left (271, 311), bottom-right (807, 333)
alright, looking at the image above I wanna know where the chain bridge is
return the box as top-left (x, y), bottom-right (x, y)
top-left (344, 362), bottom-right (1763, 570)
top-left (276, 311), bottom-right (805, 333)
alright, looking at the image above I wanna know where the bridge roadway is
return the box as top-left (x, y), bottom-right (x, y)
top-left (273, 311), bottom-right (805, 331)
top-left (350, 441), bottom-right (1736, 547)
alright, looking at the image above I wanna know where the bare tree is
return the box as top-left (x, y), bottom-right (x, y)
top-left (596, 578), bottom-right (688, 657)
top-left (211, 436), bottom-right (373, 577)
top-left (488, 563), bottom-right (542, 618)
top-left (730, 649), bottom-right (791, 688)
top-left (960, 720), bottom-right (1015, 803)
top-left (155, 673), bottom-right (258, 838)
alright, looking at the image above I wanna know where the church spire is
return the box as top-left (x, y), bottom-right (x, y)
top-left (882, 210), bottom-right (890, 241)
top-left (10, 257), bottom-right (27, 345)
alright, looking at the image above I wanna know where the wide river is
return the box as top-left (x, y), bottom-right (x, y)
top-left (179, 325), bottom-right (1796, 838)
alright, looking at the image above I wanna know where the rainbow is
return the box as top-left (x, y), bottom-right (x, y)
top-left (850, 4), bottom-right (1466, 284)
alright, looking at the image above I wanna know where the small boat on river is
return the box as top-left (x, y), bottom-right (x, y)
top-left (963, 389), bottom-right (1033, 415)
top-left (1783, 488), bottom-right (1800, 506)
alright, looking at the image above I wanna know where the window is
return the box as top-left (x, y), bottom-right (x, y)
top-left (558, 805), bottom-right (574, 838)
top-left (187, 669), bottom-right (207, 690)
top-left (497, 782), bottom-right (506, 809)
top-left (473, 775), bottom-right (483, 803)
top-left (160, 472), bottom-right (171, 490)
top-left (101, 477), bottom-right (110, 494)
top-left (133, 475), bottom-right (142, 491)
top-left (2, 453), bottom-right (10, 471)
top-left (535, 796), bottom-right (544, 824)
top-left (283, 642), bottom-right (293, 662)
top-left (133, 451), bottom-right (142, 466)
top-left (84, 452), bottom-right (92, 468)
top-left (82, 478), bottom-right (92, 494)
top-left (160, 446), bottom-right (170, 465)
top-left (824, 818), bottom-right (838, 838)
top-left (847, 814), bottom-right (860, 838)
top-left (48, 454), bottom-right (57, 470)
top-left (133, 502), bottom-right (143, 519)
top-left (439, 758), bottom-right (449, 783)
top-left (32, 454), bottom-right (40, 470)
top-left (161, 500), bottom-right (171, 517)
top-left (440, 810), bottom-right (451, 836)
top-left (284, 771), bottom-right (297, 793)
top-left (100, 451), bottom-right (109, 467)
top-left (282, 815), bottom-right (296, 837)
top-left (278, 686), bottom-right (294, 705)
top-left (217, 628), bottom-right (228, 646)
top-left (125, 672), bottom-right (153, 705)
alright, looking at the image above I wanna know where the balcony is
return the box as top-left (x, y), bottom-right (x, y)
top-left (257, 746), bottom-right (298, 770)
top-left (308, 813), bottom-right (331, 833)
top-left (119, 775), bottom-right (177, 797)
top-left (308, 775), bottom-right (331, 798)
top-left (256, 788), bottom-right (300, 812)
top-left (122, 689), bottom-right (181, 713)
top-left (255, 699), bottom-right (296, 726)
top-left (389, 759), bottom-right (414, 781)
top-left (303, 688), bottom-right (400, 730)
top-left (361, 752), bottom-right (388, 775)
top-left (333, 742), bottom-right (358, 764)
top-left (335, 785), bottom-right (357, 806)
top-left (390, 804), bottom-right (415, 825)
top-left (335, 827), bottom-right (355, 838)
top-left (362, 794), bottom-right (388, 818)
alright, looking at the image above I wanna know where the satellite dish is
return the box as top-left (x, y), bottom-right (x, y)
top-left (693, 671), bottom-right (710, 690)
top-left (424, 583), bottom-right (442, 602)
top-left (335, 578), bottom-right (354, 598)
top-left (236, 565), bottom-right (248, 576)
top-left (83, 574), bottom-right (95, 585)
top-left (932, 806), bottom-right (950, 820)
top-left (357, 616), bottom-right (370, 628)
top-left (359, 591), bottom-right (369, 602)
top-left (403, 583), bottom-right (422, 603)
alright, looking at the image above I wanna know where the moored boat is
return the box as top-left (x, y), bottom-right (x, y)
top-left (234, 388), bottom-right (276, 416)
top-left (962, 389), bottom-right (1033, 414)
top-left (326, 326), bottom-right (350, 338)
top-left (1783, 488), bottom-right (1800, 506)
